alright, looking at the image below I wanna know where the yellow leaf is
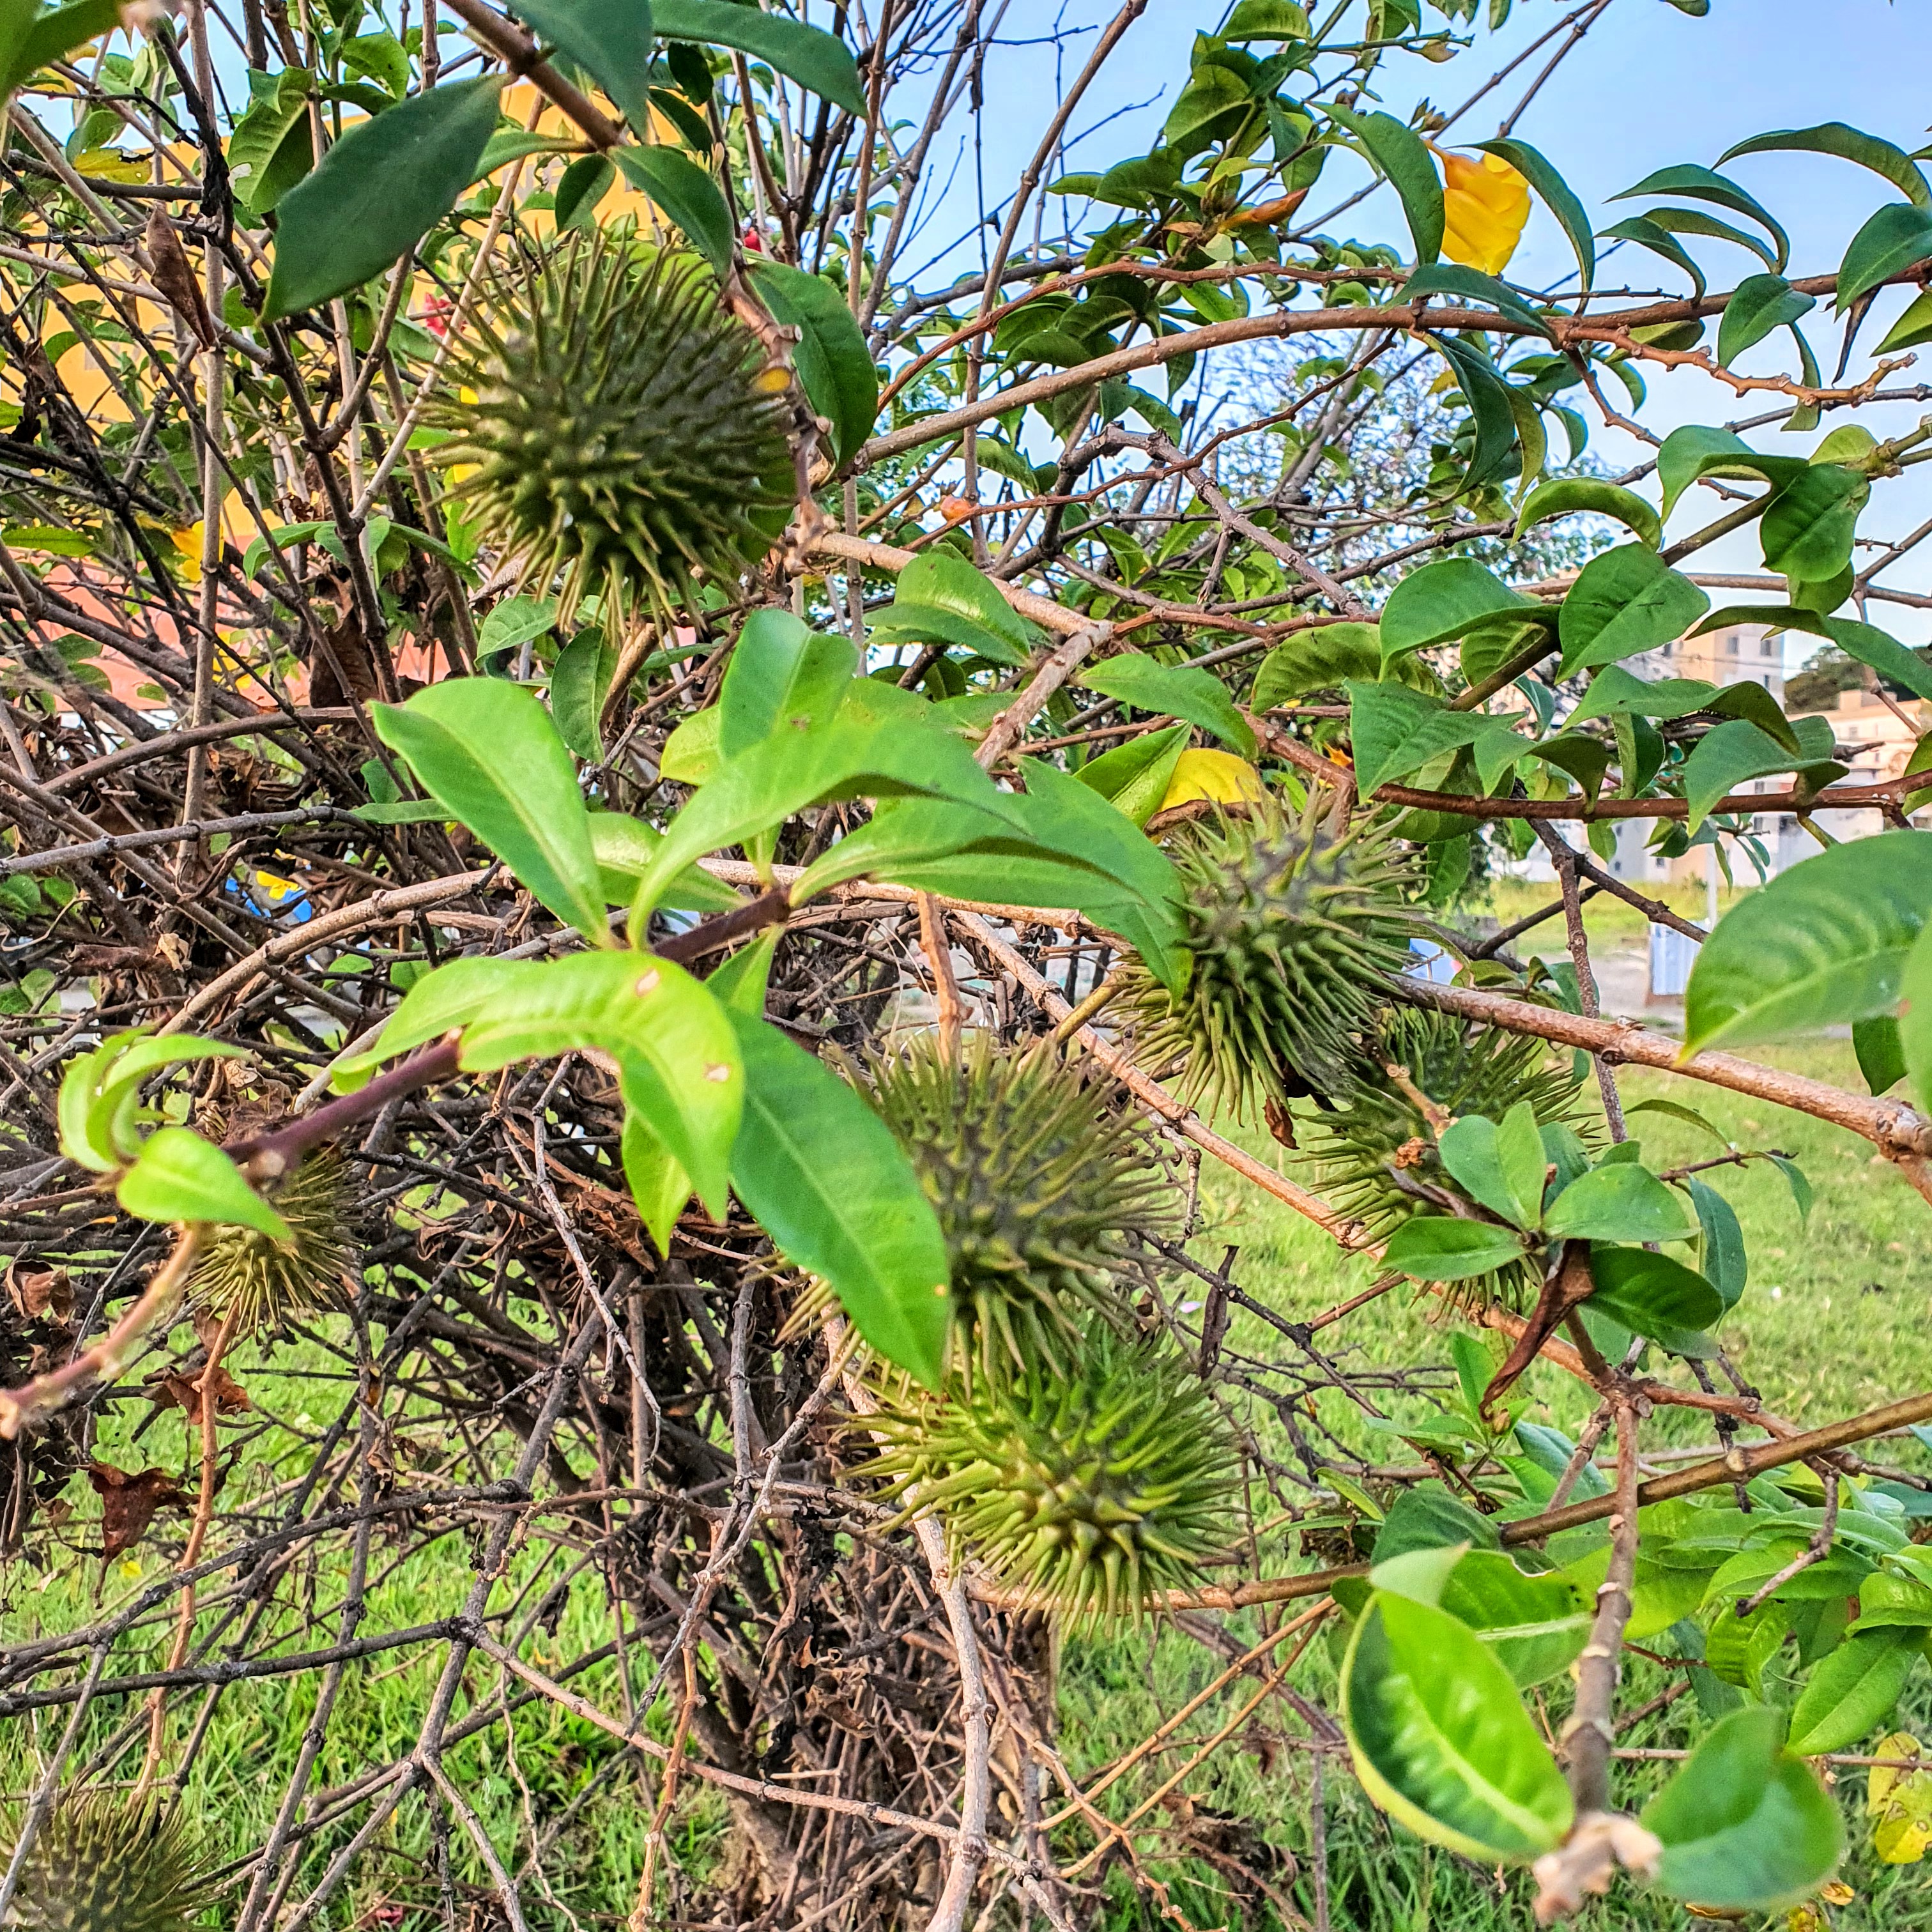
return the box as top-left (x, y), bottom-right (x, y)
top-left (1438, 149), bottom-right (1530, 277)
top-left (1869, 1734), bottom-right (1932, 1864)
top-left (1818, 1883), bottom-right (1856, 1907)
top-left (1160, 747), bottom-right (1264, 811)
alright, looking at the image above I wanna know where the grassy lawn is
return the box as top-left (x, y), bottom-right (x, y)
top-left (4, 1036), bottom-right (1929, 1929)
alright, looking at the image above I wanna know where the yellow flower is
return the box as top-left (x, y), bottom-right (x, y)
top-left (1438, 149), bottom-right (1531, 277)
top-left (171, 522), bottom-right (204, 581)
top-left (1160, 748), bottom-right (1265, 811)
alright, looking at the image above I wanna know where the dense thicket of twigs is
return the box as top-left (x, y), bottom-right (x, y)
top-left (5, 1), bottom-right (1932, 1928)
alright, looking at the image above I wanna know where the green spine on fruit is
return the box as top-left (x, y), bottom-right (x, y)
top-left (864, 1328), bottom-right (1238, 1625)
top-left (1299, 1009), bottom-right (1589, 1304)
top-left (1119, 792), bottom-right (1420, 1117)
top-left (864, 1033), bottom-right (1177, 1380)
top-left (425, 229), bottom-right (793, 623)
top-left (1, 1793), bottom-right (212, 1932)
top-left (187, 1150), bottom-right (349, 1336)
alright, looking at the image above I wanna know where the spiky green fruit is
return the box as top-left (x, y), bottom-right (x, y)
top-left (187, 1151), bottom-right (349, 1335)
top-left (865, 1033), bottom-right (1177, 1381)
top-left (865, 1329), bottom-right (1238, 1625)
top-left (427, 231), bottom-right (793, 622)
top-left (1299, 1009), bottom-right (1590, 1305)
top-left (1119, 793), bottom-right (1420, 1116)
top-left (1, 1793), bottom-right (212, 1932)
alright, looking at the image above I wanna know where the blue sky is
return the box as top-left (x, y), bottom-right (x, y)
top-left (924, 0), bottom-right (1932, 657)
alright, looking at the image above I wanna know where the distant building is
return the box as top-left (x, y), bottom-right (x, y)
top-left (1597, 619), bottom-right (1788, 886)
top-left (1517, 618), bottom-right (1928, 891)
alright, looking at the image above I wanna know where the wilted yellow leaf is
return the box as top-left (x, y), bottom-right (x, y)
top-left (1160, 747), bottom-right (1264, 811)
top-left (1819, 1883), bottom-right (1856, 1906)
top-left (1438, 149), bottom-right (1530, 277)
top-left (1869, 1733), bottom-right (1932, 1864)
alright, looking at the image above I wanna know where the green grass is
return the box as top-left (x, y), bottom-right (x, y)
top-left (5, 1041), bottom-right (1931, 1929)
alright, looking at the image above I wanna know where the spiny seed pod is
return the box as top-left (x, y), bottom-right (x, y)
top-left (1, 1792), bottom-right (213, 1932)
top-left (187, 1150), bottom-right (349, 1336)
top-left (864, 1032), bottom-right (1177, 1381)
top-left (864, 1329), bottom-right (1238, 1625)
top-left (425, 230), bottom-right (794, 624)
top-left (1118, 792), bottom-right (1420, 1117)
top-left (1299, 1009), bottom-right (1590, 1306)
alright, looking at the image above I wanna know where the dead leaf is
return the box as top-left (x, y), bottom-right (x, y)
top-left (148, 1361), bottom-right (252, 1426)
top-left (144, 206), bottom-right (216, 351)
top-left (87, 1461), bottom-right (189, 1559)
top-left (6, 1263), bottom-right (72, 1322)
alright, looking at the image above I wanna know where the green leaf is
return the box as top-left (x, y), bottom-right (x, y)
top-left (1642, 1707), bottom-right (1844, 1910)
top-left (1598, 215), bottom-right (1706, 298)
top-left (554, 151), bottom-right (615, 230)
top-left (0, 0), bottom-right (119, 99)
top-left (620, 1110), bottom-right (688, 1257)
top-left (550, 626), bottom-right (620, 762)
top-left (1544, 1163), bottom-right (1697, 1244)
top-left (1613, 164), bottom-right (1790, 270)
top-left (1683, 1177), bottom-right (1747, 1309)
top-left (660, 705), bottom-right (723, 785)
top-left (611, 145), bottom-right (733, 274)
top-left (228, 66), bottom-right (315, 217)
top-left (870, 549), bottom-right (1041, 669)
top-left (263, 77), bottom-right (503, 319)
top-left (628, 712), bottom-right (1006, 917)
top-left (1585, 1244), bottom-right (1725, 1345)
top-left (1717, 273), bottom-right (1816, 365)
top-left (587, 813), bottom-right (741, 912)
top-left (1876, 286), bottom-right (1932, 354)
top-left (1854, 1015), bottom-right (1906, 1095)
top-left (1557, 544), bottom-right (1710, 675)
top-left (1684, 832), bottom-right (1932, 1050)
top-left (652, 0), bottom-right (865, 114)
top-left (1839, 201), bottom-right (1932, 305)
top-left (1344, 681), bottom-right (1524, 799)
top-left (59, 1032), bottom-right (247, 1174)
top-left (727, 1012), bottom-right (949, 1386)
top-left (1641, 204), bottom-right (1779, 271)
top-left (1786, 1629), bottom-right (1921, 1755)
top-left (1902, 923), bottom-right (1932, 1115)
top-left (1070, 721), bottom-right (1191, 827)
top-left (1567, 665), bottom-right (1719, 726)
top-left (719, 610), bottom-right (856, 758)
top-left (1657, 424), bottom-right (1805, 523)
top-left (1436, 1101), bottom-right (1545, 1229)
top-left (1430, 333), bottom-right (1521, 489)
top-left (1340, 1592), bottom-right (1572, 1862)
top-left (505, 0), bottom-right (652, 131)
top-left (477, 594), bottom-right (556, 660)
top-left (1514, 479), bottom-right (1660, 550)
top-left (1383, 1216), bottom-right (1526, 1282)
top-left (1851, 1568), bottom-right (1932, 1633)
top-left (1680, 715), bottom-right (1841, 835)
top-left (1759, 465), bottom-right (1866, 579)
top-left (1721, 121), bottom-right (1931, 207)
top-left (372, 679), bottom-right (608, 942)
top-left (1373, 1486), bottom-right (1499, 1563)
top-left (1078, 652), bottom-right (1255, 756)
top-left (459, 951), bottom-right (742, 1216)
top-left (1223, 0), bottom-right (1310, 37)
top-left (1253, 623), bottom-right (1434, 708)
top-left (1436, 1551), bottom-right (1591, 1689)
top-left (1477, 138), bottom-right (1594, 290)
top-left (331, 956), bottom-right (525, 1091)
top-left (1379, 558), bottom-right (1547, 663)
top-left (1399, 264), bottom-right (1551, 339)
top-left (746, 261), bottom-right (878, 468)
top-left (116, 1128), bottom-right (293, 1241)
